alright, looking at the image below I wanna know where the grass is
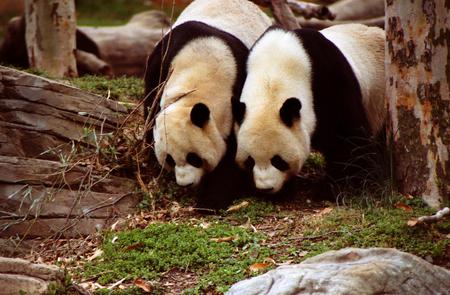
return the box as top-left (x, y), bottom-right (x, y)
top-left (76, 0), bottom-right (151, 27)
top-left (84, 222), bottom-right (272, 294)
top-left (81, 194), bottom-right (449, 294)
top-left (76, 0), bottom-right (184, 27)
top-left (298, 201), bottom-right (449, 262)
top-left (66, 75), bottom-right (144, 102)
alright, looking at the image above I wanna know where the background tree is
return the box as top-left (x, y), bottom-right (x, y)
top-left (386, 0), bottom-right (449, 208)
top-left (24, 0), bottom-right (77, 77)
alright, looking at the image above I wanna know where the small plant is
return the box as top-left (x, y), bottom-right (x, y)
top-left (296, 200), bottom-right (450, 264)
top-left (224, 198), bottom-right (276, 223)
top-left (67, 75), bottom-right (144, 102)
top-left (84, 222), bottom-right (272, 293)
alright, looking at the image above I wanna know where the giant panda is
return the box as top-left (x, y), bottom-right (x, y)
top-left (143, 0), bottom-right (272, 209)
top-left (234, 24), bottom-right (385, 195)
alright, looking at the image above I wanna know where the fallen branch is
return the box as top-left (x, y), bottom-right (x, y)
top-left (252, 0), bottom-right (334, 20)
top-left (287, 0), bottom-right (335, 20)
top-left (270, 0), bottom-right (301, 30)
top-left (407, 207), bottom-right (450, 227)
top-left (75, 49), bottom-right (113, 77)
top-left (417, 207), bottom-right (449, 225)
top-left (298, 16), bottom-right (385, 30)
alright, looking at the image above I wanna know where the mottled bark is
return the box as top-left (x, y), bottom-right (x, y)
top-left (386, 0), bottom-right (449, 208)
top-left (24, 0), bottom-right (77, 77)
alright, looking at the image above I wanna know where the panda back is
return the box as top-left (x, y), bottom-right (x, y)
top-left (320, 24), bottom-right (385, 135)
top-left (173, 0), bottom-right (272, 48)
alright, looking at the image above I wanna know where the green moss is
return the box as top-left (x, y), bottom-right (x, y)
top-left (76, 0), bottom-right (150, 27)
top-left (76, 0), bottom-right (185, 27)
top-left (305, 152), bottom-right (326, 169)
top-left (298, 201), bottom-right (450, 265)
top-left (66, 75), bottom-right (143, 102)
top-left (84, 222), bottom-right (272, 293)
top-left (224, 198), bottom-right (276, 222)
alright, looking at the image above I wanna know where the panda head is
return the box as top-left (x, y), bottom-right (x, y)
top-left (154, 101), bottom-right (227, 187)
top-left (235, 28), bottom-right (316, 193)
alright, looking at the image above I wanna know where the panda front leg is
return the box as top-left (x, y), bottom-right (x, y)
top-left (196, 160), bottom-right (250, 212)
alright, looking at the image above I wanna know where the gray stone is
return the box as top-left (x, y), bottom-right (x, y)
top-left (227, 248), bottom-right (450, 295)
top-left (0, 257), bottom-right (64, 295)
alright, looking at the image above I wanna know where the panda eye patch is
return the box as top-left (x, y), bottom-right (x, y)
top-left (166, 154), bottom-right (176, 167)
top-left (244, 156), bottom-right (255, 170)
top-left (271, 155), bottom-right (290, 171)
top-left (186, 152), bottom-right (203, 168)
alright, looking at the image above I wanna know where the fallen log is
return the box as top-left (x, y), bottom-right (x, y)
top-left (329, 0), bottom-right (384, 21)
top-left (78, 10), bottom-right (170, 77)
top-left (0, 67), bottom-right (139, 238)
top-left (298, 16), bottom-right (385, 30)
top-left (0, 10), bottom-right (170, 77)
top-left (0, 66), bottom-right (126, 159)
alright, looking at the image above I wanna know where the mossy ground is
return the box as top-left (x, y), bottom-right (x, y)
top-left (78, 190), bottom-right (449, 294)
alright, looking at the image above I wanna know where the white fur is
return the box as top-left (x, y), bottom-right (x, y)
top-left (175, 165), bottom-right (203, 186)
top-left (236, 25), bottom-right (385, 193)
top-left (321, 24), bottom-right (385, 134)
top-left (174, 0), bottom-right (272, 48)
top-left (253, 165), bottom-right (287, 192)
top-left (236, 29), bottom-right (316, 192)
top-left (154, 0), bottom-right (271, 187)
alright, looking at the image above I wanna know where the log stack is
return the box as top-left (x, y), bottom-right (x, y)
top-left (0, 66), bottom-right (140, 238)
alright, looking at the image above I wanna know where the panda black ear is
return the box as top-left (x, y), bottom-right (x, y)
top-left (280, 97), bottom-right (302, 127)
top-left (233, 102), bottom-right (246, 125)
top-left (190, 103), bottom-right (210, 128)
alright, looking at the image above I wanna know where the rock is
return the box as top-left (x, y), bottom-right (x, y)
top-left (227, 248), bottom-right (450, 295)
top-left (0, 67), bottom-right (139, 238)
top-left (0, 257), bottom-right (64, 295)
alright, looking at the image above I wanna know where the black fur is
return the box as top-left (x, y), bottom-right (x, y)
top-left (293, 28), bottom-right (375, 182)
top-left (279, 97), bottom-right (302, 127)
top-left (190, 103), bottom-right (210, 128)
top-left (196, 133), bottom-right (252, 211)
top-left (233, 102), bottom-right (246, 125)
top-left (143, 21), bottom-right (249, 134)
top-left (143, 21), bottom-right (250, 210)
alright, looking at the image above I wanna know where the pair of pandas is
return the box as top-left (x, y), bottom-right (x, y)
top-left (144, 0), bottom-right (385, 210)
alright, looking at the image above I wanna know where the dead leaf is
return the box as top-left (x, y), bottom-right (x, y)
top-left (298, 250), bottom-right (309, 257)
top-left (134, 278), bottom-right (152, 293)
top-left (210, 236), bottom-right (235, 243)
top-left (316, 207), bottom-right (333, 217)
top-left (264, 257), bottom-right (276, 264)
top-left (124, 242), bottom-right (145, 251)
top-left (226, 201), bottom-right (249, 212)
top-left (276, 260), bottom-right (293, 266)
top-left (87, 249), bottom-right (103, 261)
top-left (249, 262), bottom-right (271, 272)
top-left (395, 202), bottom-right (413, 212)
top-left (199, 222), bottom-right (210, 229)
top-left (407, 218), bottom-right (418, 227)
top-left (240, 217), bottom-right (257, 232)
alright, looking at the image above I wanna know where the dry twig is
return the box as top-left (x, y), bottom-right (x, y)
top-left (408, 207), bottom-right (449, 226)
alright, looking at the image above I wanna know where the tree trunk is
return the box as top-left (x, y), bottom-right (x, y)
top-left (386, 0), bottom-right (449, 208)
top-left (24, 0), bottom-right (78, 77)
